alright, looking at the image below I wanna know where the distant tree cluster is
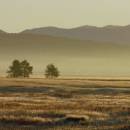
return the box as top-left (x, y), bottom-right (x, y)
top-left (7, 60), bottom-right (60, 79)
top-left (7, 60), bottom-right (33, 78)
top-left (45, 64), bottom-right (60, 79)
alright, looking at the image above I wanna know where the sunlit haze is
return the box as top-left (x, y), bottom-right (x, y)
top-left (0, 0), bottom-right (130, 32)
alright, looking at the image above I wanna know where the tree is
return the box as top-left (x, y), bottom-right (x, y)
top-left (21, 60), bottom-right (33, 77)
top-left (7, 60), bottom-right (22, 78)
top-left (7, 60), bottom-right (33, 78)
top-left (45, 64), bottom-right (60, 79)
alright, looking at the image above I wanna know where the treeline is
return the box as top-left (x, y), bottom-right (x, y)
top-left (7, 60), bottom-right (60, 78)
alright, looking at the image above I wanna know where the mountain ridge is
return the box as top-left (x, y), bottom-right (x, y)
top-left (1, 25), bottom-right (130, 45)
top-left (21, 25), bottom-right (130, 44)
top-left (0, 30), bottom-right (130, 76)
top-left (0, 30), bottom-right (6, 34)
top-left (21, 25), bottom-right (130, 32)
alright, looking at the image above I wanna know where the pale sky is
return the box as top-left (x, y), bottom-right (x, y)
top-left (0, 0), bottom-right (130, 33)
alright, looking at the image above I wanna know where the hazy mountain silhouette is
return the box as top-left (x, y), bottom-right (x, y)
top-left (0, 32), bottom-right (130, 77)
top-left (22, 25), bottom-right (130, 44)
top-left (0, 30), bottom-right (6, 34)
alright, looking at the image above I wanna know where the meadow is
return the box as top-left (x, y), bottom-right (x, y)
top-left (0, 78), bottom-right (130, 130)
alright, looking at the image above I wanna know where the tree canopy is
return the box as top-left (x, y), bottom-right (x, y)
top-left (45, 64), bottom-right (60, 79)
top-left (7, 60), bottom-right (33, 78)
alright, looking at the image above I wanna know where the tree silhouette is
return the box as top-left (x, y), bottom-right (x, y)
top-left (7, 60), bottom-right (22, 78)
top-left (45, 64), bottom-right (60, 79)
top-left (7, 60), bottom-right (33, 78)
top-left (21, 60), bottom-right (33, 77)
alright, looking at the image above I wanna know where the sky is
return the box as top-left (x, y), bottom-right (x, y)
top-left (0, 0), bottom-right (130, 33)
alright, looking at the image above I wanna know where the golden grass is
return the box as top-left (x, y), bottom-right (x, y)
top-left (1, 77), bottom-right (130, 88)
top-left (0, 78), bottom-right (129, 130)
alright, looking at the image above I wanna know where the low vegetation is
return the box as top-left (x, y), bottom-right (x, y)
top-left (7, 60), bottom-right (33, 78)
top-left (45, 64), bottom-right (60, 79)
top-left (7, 60), bottom-right (60, 79)
top-left (0, 78), bottom-right (129, 130)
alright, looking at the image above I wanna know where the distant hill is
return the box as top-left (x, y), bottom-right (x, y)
top-left (0, 33), bottom-right (125, 59)
top-left (0, 32), bottom-right (130, 77)
top-left (0, 30), bottom-right (6, 34)
top-left (22, 25), bottom-right (130, 44)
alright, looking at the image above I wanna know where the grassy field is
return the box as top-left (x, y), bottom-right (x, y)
top-left (0, 78), bottom-right (130, 130)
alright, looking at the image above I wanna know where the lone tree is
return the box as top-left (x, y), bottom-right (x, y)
top-left (7, 60), bottom-right (22, 78)
top-left (45, 64), bottom-right (60, 79)
top-left (7, 60), bottom-right (33, 78)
